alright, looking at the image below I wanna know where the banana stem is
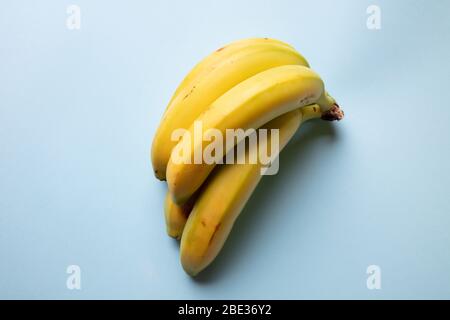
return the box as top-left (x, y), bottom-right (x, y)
top-left (313, 91), bottom-right (344, 121)
top-left (321, 104), bottom-right (344, 121)
top-left (301, 103), bottom-right (344, 122)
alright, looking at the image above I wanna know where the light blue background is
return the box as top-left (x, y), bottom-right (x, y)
top-left (1, 0), bottom-right (449, 299)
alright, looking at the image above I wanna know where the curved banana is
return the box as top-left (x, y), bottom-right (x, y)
top-left (167, 65), bottom-right (337, 204)
top-left (165, 38), bottom-right (299, 111)
top-left (151, 39), bottom-right (309, 180)
top-left (180, 105), bottom-right (326, 276)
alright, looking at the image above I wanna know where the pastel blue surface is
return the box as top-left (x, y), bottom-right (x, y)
top-left (1, 0), bottom-right (449, 299)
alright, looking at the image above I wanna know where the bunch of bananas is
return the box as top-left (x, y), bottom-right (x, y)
top-left (151, 38), bottom-right (343, 276)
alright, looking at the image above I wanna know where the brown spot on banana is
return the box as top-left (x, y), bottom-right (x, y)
top-left (208, 223), bottom-right (221, 246)
top-left (182, 86), bottom-right (196, 100)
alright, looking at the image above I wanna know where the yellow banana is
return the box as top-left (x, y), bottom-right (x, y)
top-left (167, 65), bottom-right (337, 204)
top-left (164, 38), bottom-right (299, 111)
top-left (180, 105), bottom-right (328, 276)
top-left (151, 39), bottom-right (309, 180)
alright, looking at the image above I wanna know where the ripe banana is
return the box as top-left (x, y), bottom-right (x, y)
top-left (165, 38), bottom-right (299, 111)
top-left (166, 65), bottom-right (337, 204)
top-left (151, 38), bottom-right (309, 180)
top-left (180, 105), bottom-right (326, 276)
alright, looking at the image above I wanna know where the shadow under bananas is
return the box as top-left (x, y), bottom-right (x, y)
top-left (191, 120), bottom-right (339, 283)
